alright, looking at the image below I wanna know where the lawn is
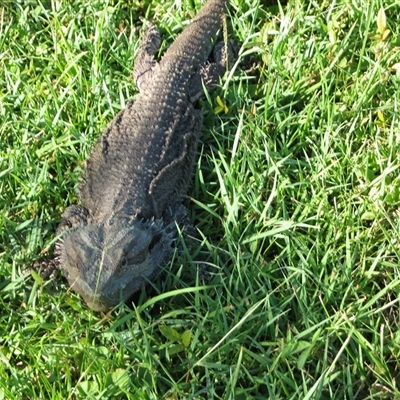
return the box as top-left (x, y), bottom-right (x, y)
top-left (1, 0), bottom-right (400, 398)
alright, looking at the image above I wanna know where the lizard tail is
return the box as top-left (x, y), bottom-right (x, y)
top-left (164, 0), bottom-right (228, 66)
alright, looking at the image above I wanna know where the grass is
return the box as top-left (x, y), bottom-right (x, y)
top-left (1, 0), bottom-right (400, 398)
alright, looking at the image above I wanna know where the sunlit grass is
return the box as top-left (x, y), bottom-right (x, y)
top-left (1, 0), bottom-right (400, 398)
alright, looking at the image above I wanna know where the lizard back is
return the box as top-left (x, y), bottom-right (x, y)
top-left (80, 0), bottom-right (227, 221)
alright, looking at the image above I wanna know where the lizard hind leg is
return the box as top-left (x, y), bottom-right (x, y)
top-left (189, 40), bottom-right (239, 101)
top-left (133, 22), bottom-right (162, 93)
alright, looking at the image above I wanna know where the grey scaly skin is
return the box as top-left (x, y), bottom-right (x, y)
top-left (55, 0), bottom-right (229, 311)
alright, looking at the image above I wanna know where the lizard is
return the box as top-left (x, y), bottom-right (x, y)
top-left (54, 0), bottom-right (230, 311)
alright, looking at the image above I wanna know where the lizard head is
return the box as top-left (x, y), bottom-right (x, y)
top-left (57, 218), bottom-right (172, 311)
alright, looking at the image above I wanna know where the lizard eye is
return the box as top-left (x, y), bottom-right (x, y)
top-left (120, 255), bottom-right (128, 268)
top-left (149, 234), bottom-right (162, 252)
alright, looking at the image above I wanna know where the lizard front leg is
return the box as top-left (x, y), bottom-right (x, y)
top-left (31, 205), bottom-right (90, 278)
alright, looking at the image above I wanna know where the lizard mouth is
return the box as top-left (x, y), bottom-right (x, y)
top-left (67, 274), bottom-right (118, 311)
top-left (83, 295), bottom-right (110, 312)
top-left (68, 254), bottom-right (155, 311)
